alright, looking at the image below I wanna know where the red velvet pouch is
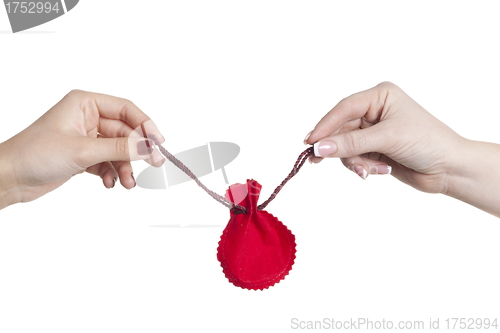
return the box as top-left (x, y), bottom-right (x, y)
top-left (217, 179), bottom-right (296, 290)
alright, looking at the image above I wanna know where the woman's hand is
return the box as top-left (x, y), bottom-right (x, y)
top-left (305, 82), bottom-right (500, 217)
top-left (0, 90), bottom-right (165, 209)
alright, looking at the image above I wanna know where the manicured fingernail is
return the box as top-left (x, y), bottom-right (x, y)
top-left (353, 165), bottom-right (368, 180)
top-left (371, 164), bottom-right (392, 175)
top-left (303, 131), bottom-right (312, 145)
top-left (313, 140), bottom-right (337, 157)
top-left (141, 121), bottom-right (166, 144)
top-left (137, 140), bottom-right (154, 156)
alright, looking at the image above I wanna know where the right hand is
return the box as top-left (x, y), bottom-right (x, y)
top-left (305, 81), bottom-right (465, 195)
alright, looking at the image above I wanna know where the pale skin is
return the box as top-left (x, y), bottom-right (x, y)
top-left (305, 81), bottom-right (500, 218)
top-left (1, 84), bottom-right (499, 217)
top-left (0, 90), bottom-right (165, 210)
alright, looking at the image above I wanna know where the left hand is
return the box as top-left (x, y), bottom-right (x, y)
top-left (0, 90), bottom-right (165, 207)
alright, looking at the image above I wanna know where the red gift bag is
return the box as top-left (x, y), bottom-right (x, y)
top-left (217, 180), bottom-right (296, 290)
top-left (149, 135), bottom-right (312, 290)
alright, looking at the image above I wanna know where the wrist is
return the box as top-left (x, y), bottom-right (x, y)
top-left (0, 141), bottom-right (22, 210)
top-left (444, 138), bottom-right (500, 217)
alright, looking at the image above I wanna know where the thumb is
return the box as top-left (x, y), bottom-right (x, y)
top-left (76, 137), bottom-right (155, 168)
top-left (313, 126), bottom-right (387, 158)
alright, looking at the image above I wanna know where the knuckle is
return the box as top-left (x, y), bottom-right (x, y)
top-left (119, 98), bottom-right (135, 122)
top-left (377, 81), bottom-right (400, 93)
top-left (343, 131), bottom-right (365, 156)
top-left (66, 89), bottom-right (85, 100)
top-left (65, 90), bottom-right (95, 113)
top-left (340, 157), bottom-right (354, 169)
top-left (72, 139), bottom-right (91, 168)
top-left (122, 98), bottom-right (133, 106)
top-left (377, 81), bottom-right (394, 88)
top-left (115, 138), bottom-right (129, 159)
top-left (118, 123), bottom-right (131, 138)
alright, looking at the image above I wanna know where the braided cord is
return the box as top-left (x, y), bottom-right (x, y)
top-left (148, 134), bottom-right (313, 214)
top-left (257, 146), bottom-right (313, 211)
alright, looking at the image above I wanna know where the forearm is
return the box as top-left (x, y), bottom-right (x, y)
top-left (0, 141), bottom-right (21, 210)
top-left (445, 139), bottom-right (500, 218)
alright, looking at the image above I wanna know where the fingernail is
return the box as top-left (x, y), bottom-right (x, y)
top-left (137, 140), bottom-right (154, 156)
top-left (112, 177), bottom-right (116, 188)
top-left (131, 173), bottom-right (136, 188)
top-left (353, 165), bottom-right (368, 180)
top-left (371, 164), bottom-right (392, 175)
top-left (303, 131), bottom-right (312, 145)
top-left (313, 140), bottom-right (337, 157)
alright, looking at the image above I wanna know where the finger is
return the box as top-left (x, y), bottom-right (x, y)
top-left (309, 156), bottom-right (324, 164)
top-left (98, 118), bottom-right (167, 148)
top-left (73, 90), bottom-right (165, 143)
top-left (96, 129), bottom-right (165, 168)
top-left (87, 126), bottom-right (98, 138)
top-left (304, 120), bottom-right (361, 165)
top-left (76, 136), bottom-right (160, 168)
top-left (337, 119), bottom-right (363, 134)
top-left (98, 117), bottom-right (135, 139)
top-left (306, 122), bottom-right (360, 164)
top-left (111, 160), bottom-right (136, 189)
top-left (304, 119), bottom-right (361, 145)
top-left (306, 82), bottom-right (393, 145)
top-left (312, 124), bottom-right (391, 159)
top-left (142, 148), bottom-right (166, 168)
top-left (86, 161), bottom-right (118, 188)
top-left (340, 155), bottom-right (392, 180)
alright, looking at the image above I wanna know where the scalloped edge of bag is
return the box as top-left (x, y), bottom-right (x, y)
top-left (216, 210), bottom-right (296, 290)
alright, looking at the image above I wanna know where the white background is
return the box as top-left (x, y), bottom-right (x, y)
top-left (1, 1), bottom-right (499, 332)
